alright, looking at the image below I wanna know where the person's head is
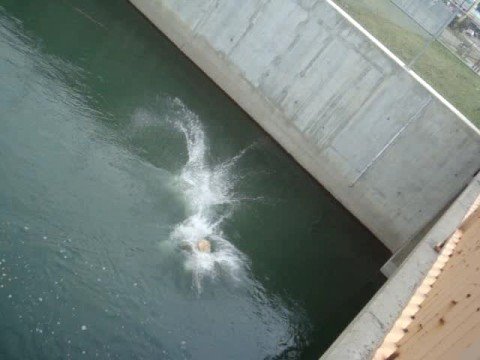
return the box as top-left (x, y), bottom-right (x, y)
top-left (197, 239), bottom-right (211, 253)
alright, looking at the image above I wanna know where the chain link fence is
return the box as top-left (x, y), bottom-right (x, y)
top-left (333, 0), bottom-right (480, 127)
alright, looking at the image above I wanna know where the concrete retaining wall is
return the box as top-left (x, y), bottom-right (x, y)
top-left (129, 0), bottom-right (480, 252)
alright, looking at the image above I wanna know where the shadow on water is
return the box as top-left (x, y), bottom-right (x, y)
top-left (0, 0), bottom-right (390, 359)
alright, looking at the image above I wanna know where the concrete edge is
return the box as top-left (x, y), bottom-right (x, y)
top-left (327, 0), bottom-right (480, 136)
top-left (320, 172), bottom-right (480, 360)
top-left (373, 197), bottom-right (480, 359)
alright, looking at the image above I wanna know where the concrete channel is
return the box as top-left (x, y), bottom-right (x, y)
top-left (128, 0), bottom-right (480, 357)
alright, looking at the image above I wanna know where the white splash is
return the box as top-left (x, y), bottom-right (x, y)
top-left (168, 98), bottom-right (249, 291)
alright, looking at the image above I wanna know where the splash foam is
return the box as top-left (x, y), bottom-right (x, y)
top-left (167, 98), bottom-right (249, 291)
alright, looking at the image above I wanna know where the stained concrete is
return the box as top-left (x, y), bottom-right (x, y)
top-left (128, 0), bottom-right (480, 253)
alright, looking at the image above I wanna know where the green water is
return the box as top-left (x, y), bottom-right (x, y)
top-left (0, 1), bottom-right (390, 359)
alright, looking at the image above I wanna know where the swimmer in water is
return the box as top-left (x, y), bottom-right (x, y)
top-left (179, 238), bottom-right (212, 253)
top-left (196, 239), bottom-right (211, 253)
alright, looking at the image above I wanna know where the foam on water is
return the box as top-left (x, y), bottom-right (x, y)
top-left (167, 98), bottom-right (249, 291)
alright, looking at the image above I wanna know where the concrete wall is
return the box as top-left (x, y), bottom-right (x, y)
top-left (321, 172), bottom-right (480, 360)
top-left (392, 0), bottom-right (455, 35)
top-left (129, 0), bottom-right (480, 252)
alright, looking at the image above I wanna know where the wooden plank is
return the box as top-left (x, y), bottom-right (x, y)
top-left (373, 201), bottom-right (480, 360)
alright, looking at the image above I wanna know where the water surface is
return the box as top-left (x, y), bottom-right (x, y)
top-left (0, 1), bottom-right (390, 359)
